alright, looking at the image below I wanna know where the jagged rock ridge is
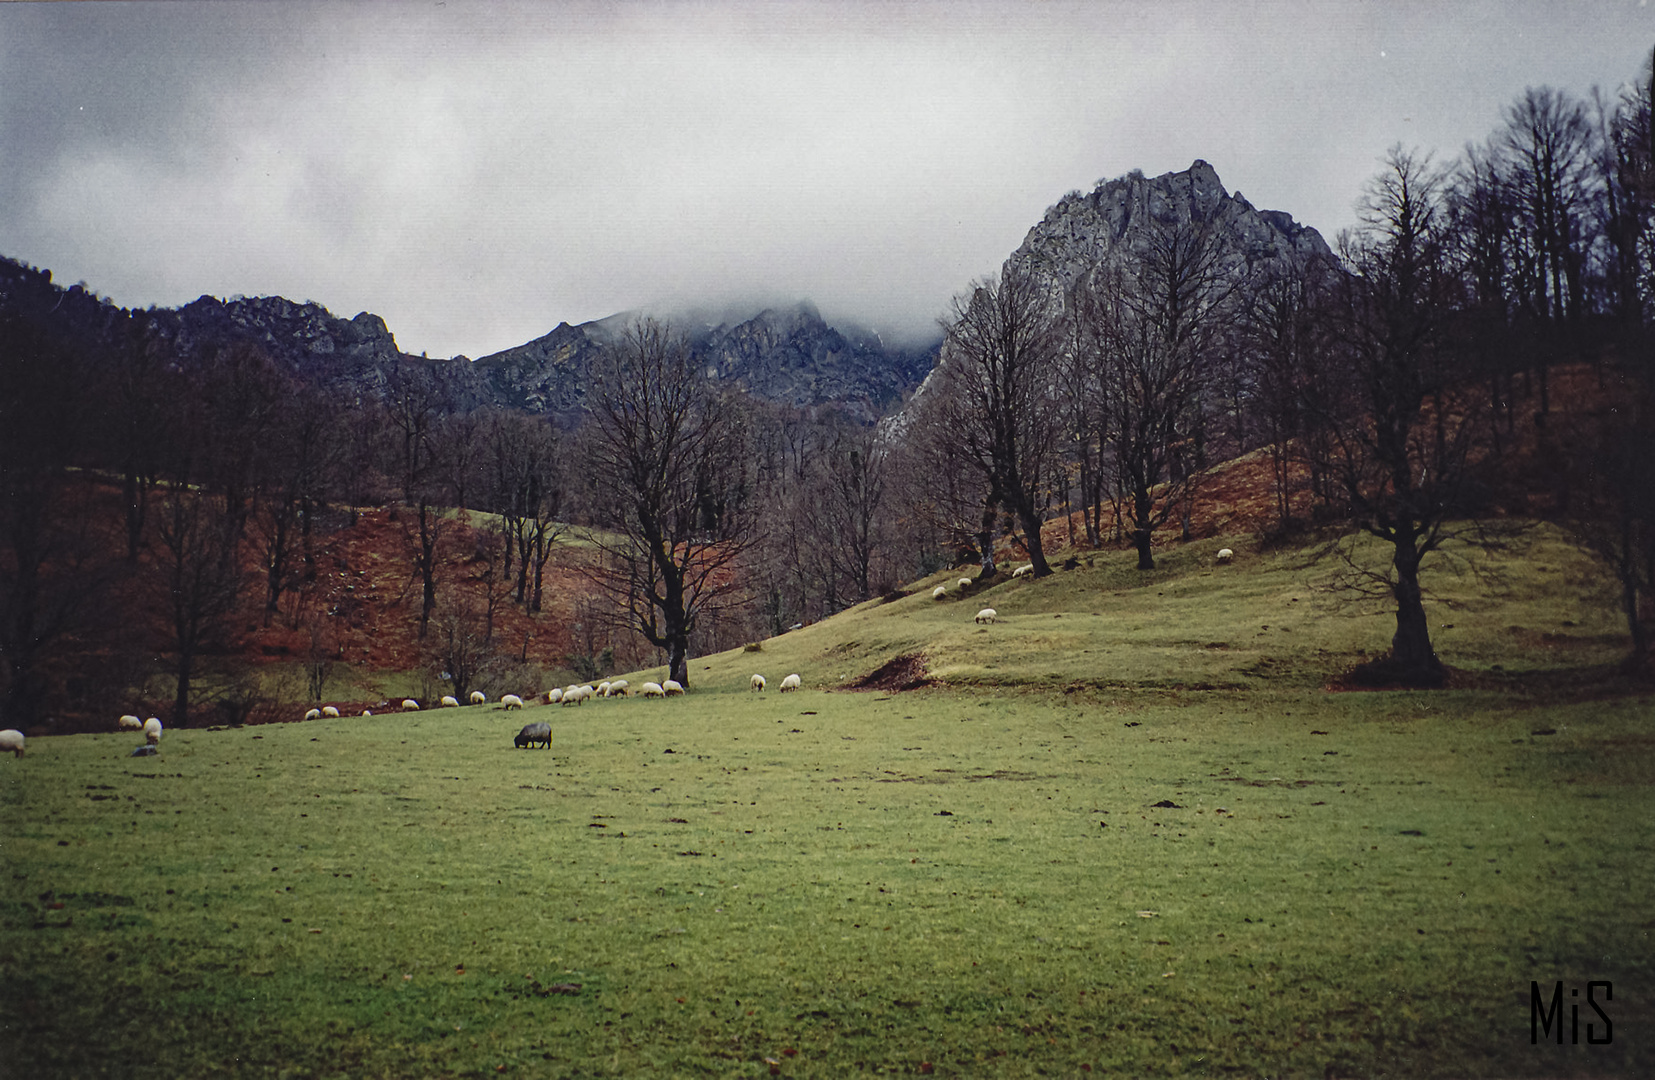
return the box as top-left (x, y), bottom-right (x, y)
top-left (1010, 159), bottom-right (1336, 290)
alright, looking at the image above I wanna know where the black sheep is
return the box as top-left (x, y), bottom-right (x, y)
top-left (514, 721), bottom-right (552, 749)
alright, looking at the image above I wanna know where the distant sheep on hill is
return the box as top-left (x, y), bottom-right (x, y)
top-left (751, 673), bottom-right (767, 691)
top-left (118, 714), bottom-right (142, 731)
top-left (144, 718), bottom-right (163, 744)
top-left (501, 694), bottom-right (524, 710)
top-left (958, 578), bottom-right (973, 591)
top-left (470, 691), bottom-right (487, 705)
top-left (639, 682), bottom-right (665, 698)
top-left (663, 680), bottom-right (684, 696)
top-left (975, 608), bottom-right (998, 624)
top-left (440, 695), bottom-right (460, 708)
top-left (545, 688), bottom-right (563, 704)
top-left (321, 706), bottom-right (340, 718)
top-left (607, 679), bottom-right (630, 697)
top-left (779, 673), bottom-right (801, 692)
top-left (304, 708), bottom-right (322, 721)
top-left (1012, 564), bottom-right (1034, 578)
top-left (401, 699), bottom-right (420, 712)
top-left (1216, 548), bottom-right (1234, 563)
top-left (0, 729), bottom-right (24, 757)
top-left (931, 585), bottom-right (947, 600)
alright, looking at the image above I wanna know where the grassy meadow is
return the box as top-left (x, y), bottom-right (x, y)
top-left (2, 524), bottom-right (1651, 1077)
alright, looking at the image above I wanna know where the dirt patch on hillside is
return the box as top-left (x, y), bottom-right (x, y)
top-left (849, 653), bottom-right (934, 692)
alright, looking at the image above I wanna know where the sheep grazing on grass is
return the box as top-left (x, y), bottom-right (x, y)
top-left (663, 680), bottom-right (684, 696)
top-left (1012, 563), bottom-right (1034, 578)
top-left (440, 695), bottom-right (460, 708)
top-left (501, 694), bottom-right (525, 710)
top-left (751, 674), bottom-right (767, 691)
top-left (1216, 548), bottom-right (1234, 563)
top-left (559, 686), bottom-right (587, 705)
top-left (470, 690), bottom-right (487, 705)
top-left (975, 608), bottom-right (998, 624)
top-left (597, 681), bottom-right (612, 698)
top-left (0, 729), bottom-right (24, 757)
top-left (931, 585), bottom-right (947, 600)
top-left (304, 708), bottom-right (322, 721)
top-left (401, 699), bottom-right (420, 712)
top-left (779, 673), bottom-right (801, 692)
top-left (322, 706), bottom-right (340, 718)
top-left (361, 710), bottom-right (373, 717)
top-left (514, 721), bottom-right (552, 749)
top-left (144, 718), bottom-right (163, 745)
top-left (639, 682), bottom-right (665, 698)
top-left (118, 714), bottom-right (142, 731)
top-left (545, 688), bottom-right (563, 705)
top-left (958, 577), bottom-right (974, 591)
top-left (607, 679), bottom-right (630, 697)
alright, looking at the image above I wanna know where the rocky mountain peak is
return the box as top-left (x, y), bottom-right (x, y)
top-left (1013, 160), bottom-right (1335, 294)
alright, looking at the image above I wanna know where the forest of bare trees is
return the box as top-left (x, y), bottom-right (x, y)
top-left (1, 54), bottom-right (1652, 728)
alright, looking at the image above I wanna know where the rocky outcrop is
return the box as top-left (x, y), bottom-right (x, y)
top-left (474, 301), bottom-right (938, 425)
top-left (1010, 160), bottom-right (1336, 292)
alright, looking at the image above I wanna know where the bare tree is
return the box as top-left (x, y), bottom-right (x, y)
top-left (1310, 147), bottom-right (1500, 686)
top-left (484, 410), bottom-right (568, 612)
top-left (933, 262), bottom-right (1064, 576)
top-left (1076, 218), bottom-right (1241, 569)
top-left (151, 482), bottom-right (245, 726)
top-left (1498, 87), bottom-right (1599, 421)
top-left (584, 319), bottom-right (757, 687)
top-left (0, 313), bottom-right (115, 728)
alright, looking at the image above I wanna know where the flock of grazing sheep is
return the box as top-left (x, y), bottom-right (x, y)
top-left (25, 549), bottom-right (1247, 766)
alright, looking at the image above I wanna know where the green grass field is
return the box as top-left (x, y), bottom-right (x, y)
top-left (3, 525), bottom-right (1651, 1077)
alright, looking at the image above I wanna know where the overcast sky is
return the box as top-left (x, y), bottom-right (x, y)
top-left (1, 2), bottom-right (1649, 357)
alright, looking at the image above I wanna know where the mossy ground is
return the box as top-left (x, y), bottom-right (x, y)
top-left (2, 524), bottom-right (1649, 1077)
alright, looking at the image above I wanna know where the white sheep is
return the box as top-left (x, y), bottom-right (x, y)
top-left (118, 714), bottom-right (142, 731)
top-left (663, 679), bottom-right (684, 696)
top-left (470, 690), bottom-right (487, 705)
top-left (579, 684), bottom-right (596, 699)
top-left (751, 673), bottom-right (767, 691)
top-left (931, 585), bottom-right (947, 600)
top-left (1012, 563), bottom-right (1034, 578)
top-left (597, 681), bottom-right (612, 698)
top-left (501, 694), bottom-right (524, 710)
top-left (639, 682), bottom-right (665, 698)
top-left (559, 686), bottom-right (586, 705)
top-left (440, 695), bottom-right (460, 708)
top-left (304, 708), bottom-right (322, 721)
top-left (1216, 548), bottom-right (1234, 563)
top-left (779, 673), bottom-right (801, 692)
top-left (608, 679), bottom-right (630, 697)
top-left (545, 688), bottom-right (563, 704)
top-left (0, 729), bottom-right (23, 757)
top-left (958, 577), bottom-right (974, 590)
top-left (975, 607), bottom-right (998, 624)
top-left (361, 710), bottom-right (373, 717)
top-left (401, 699), bottom-right (420, 712)
top-left (143, 717), bottom-right (163, 745)
top-left (321, 706), bottom-right (340, 718)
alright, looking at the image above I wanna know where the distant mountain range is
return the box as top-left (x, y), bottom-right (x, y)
top-left (2, 160), bottom-right (1331, 426)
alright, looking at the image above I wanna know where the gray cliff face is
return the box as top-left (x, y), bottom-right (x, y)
top-left (1009, 159), bottom-right (1336, 292)
top-left (890, 161), bottom-right (1337, 441)
top-left (171, 294), bottom-right (498, 409)
top-left (475, 301), bottom-right (938, 425)
top-left (159, 290), bottom-right (938, 425)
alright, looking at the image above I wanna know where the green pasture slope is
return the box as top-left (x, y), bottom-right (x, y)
top-left (2, 527), bottom-right (1651, 1077)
